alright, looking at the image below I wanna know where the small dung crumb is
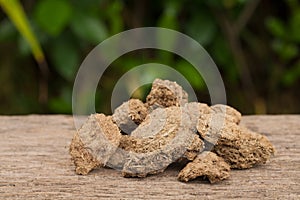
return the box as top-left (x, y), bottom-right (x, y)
top-left (178, 151), bottom-right (230, 183)
top-left (112, 99), bottom-right (147, 134)
top-left (145, 78), bottom-right (188, 110)
top-left (69, 114), bottom-right (122, 175)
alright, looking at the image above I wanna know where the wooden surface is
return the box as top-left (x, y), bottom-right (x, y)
top-left (0, 115), bottom-right (299, 199)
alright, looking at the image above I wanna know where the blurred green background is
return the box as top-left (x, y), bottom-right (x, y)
top-left (0, 0), bottom-right (299, 115)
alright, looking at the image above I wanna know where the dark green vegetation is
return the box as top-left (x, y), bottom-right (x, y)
top-left (0, 0), bottom-right (299, 114)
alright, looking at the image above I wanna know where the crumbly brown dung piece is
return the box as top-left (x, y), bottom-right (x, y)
top-left (112, 99), bottom-right (148, 134)
top-left (181, 103), bottom-right (240, 139)
top-left (196, 104), bottom-right (243, 145)
top-left (211, 104), bottom-right (242, 124)
top-left (129, 106), bottom-right (204, 159)
top-left (184, 135), bottom-right (204, 160)
top-left (212, 125), bottom-right (275, 169)
top-left (182, 102), bottom-right (211, 130)
top-left (109, 107), bottom-right (204, 177)
top-left (130, 107), bottom-right (175, 139)
top-left (122, 127), bottom-right (202, 177)
top-left (69, 132), bottom-right (101, 175)
top-left (145, 79), bottom-right (188, 110)
top-left (69, 114), bottom-right (122, 175)
top-left (197, 115), bottom-right (275, 169)
top-left (178, 151), bottom-right (230, 183)
top-left (197, 113), bottom-right (232, 145)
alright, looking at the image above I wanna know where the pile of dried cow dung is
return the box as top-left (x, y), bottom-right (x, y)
top-left (70, 79), bottom-right (275, 183)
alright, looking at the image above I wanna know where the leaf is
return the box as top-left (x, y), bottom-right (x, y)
top-left (18, 35), bottom-right (31, 56)
top-left (0, 19), bottom-right (17, 41)
top-left (290, 9), bottom-right (300, 42)
top-left (106, 0), bottom-right (124, 34)
top-left (18, 22), bottom-right (50, 57)
top-left (157, 1), bottom-right (179, 30)
top-left (70, 12), bottom-right (108, 44)
top-left (49, 97), bottom-right (72, 114)
top-left (50, 38), bottom-right (80, 81)
top-left (205, 0), bottom-right (223, 8)
top-left (49, 86), bottom-right (72, 114)
top-left (34, 0), bottom-right (72, 36)
top-left (272, 40), bottom-right (298, 61)
top-left (175, 60), bottom-right (206, 90)
top-left (0, 0), bottom-right (45, 63)
top-left (211, 35), bottom-right (238, 82)
top-left (156, 2), bottom-right (180, 62)
top-left (211, 36), bottom-right (232, 65)
top-left (265, 17), bottom-right (285, 38)
top-left (186, 11), bottom-right (217, 46)
top-left (281, 63), bottom-right (300, 86)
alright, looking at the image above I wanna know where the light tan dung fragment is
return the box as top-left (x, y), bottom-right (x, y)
top-left (69, 114), bottom-right (122, 175)
top-left (112, 99), bottom-right (148, 134)
top-left (197, 114), bottom-right (275, 169)
top-left (211, 104), bottom-right (242, 124)
top-left (110, 107), bottom-right (204, 177)
top-left (178, 151), bottom-right (230, 183)
top-left (212, 125), bottom-right (275, 169)
top-left (146, 79), bottom-right (188, 110)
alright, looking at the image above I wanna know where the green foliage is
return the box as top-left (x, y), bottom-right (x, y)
top-left (185, 11), bottom-right (217, 46)
top-left (281, 63), bottom-right (300, 86)
top-left (50, 36), bottom-right (79, 81)
top-left (70, 12), bottom-right (108, 44)
top-left (0, 0), bottom-right (44, 63)
top-left (175, 60), bottom-right (206, 91)
top-left (265, 0), bottom-right (300, 87)
top-left (0, 19), bottom-right (16, 41)
top-left (0, 0), bottom-right (299, 114)
top-left (34, 0), bottom-right (73, 36)
top-left (157, 1), bottom-right (180, 30)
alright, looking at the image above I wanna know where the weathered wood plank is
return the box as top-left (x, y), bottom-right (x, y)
top-left (0, 115), bottom-right (299, 199)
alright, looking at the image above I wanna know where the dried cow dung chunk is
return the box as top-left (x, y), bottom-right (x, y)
top-left (108, 106), bottom-right (182, 172)
top-left (145, 79), bottom-right (188, 110)
top-left (130, 107), bottom-right (176, 139)
top-left (182, 102), bottom-right (211, 130)
top-left (69, 78), bottom-right (275, 184)
top-left (196, 105), bottom-right (243, 145)
top-left (130, 106), bottom-right (204, 160)
top-left (106, 147), bottom-right (127, 170)
top-left (184, 135), bottom-right (205, 161)
top-left (195, 105), bottom-right (242, 144)
top-left (212, 125), bottom-right (275, 169)
top-left (122, 127), bottom-right (201, 178)
top-left (109, 107), bottom-right (204, 177)
top-left (211, 104), bottom-right (242, 124)
top-left (197, 115), bottom-right (275, 169)
top-left (69, 114), bottom-right (122, 175)
top-left (112, 99), bottom-right (148, 134)
top-left (178, 151), bottom-right (230, 183)
top-left (69, 132), bottom-right (101, 175)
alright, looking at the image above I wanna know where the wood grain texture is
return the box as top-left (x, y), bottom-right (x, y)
top-left (0, 115), bottom-right (299, 199)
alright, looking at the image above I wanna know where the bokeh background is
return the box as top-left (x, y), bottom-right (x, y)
top-left (0, 0), bottom-right (299, 115)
